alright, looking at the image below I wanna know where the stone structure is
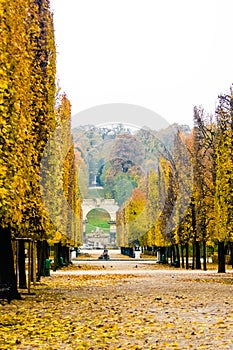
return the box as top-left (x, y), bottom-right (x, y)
top-left (82, 199), bottom-right (119, 247)
top-left (86, 229), bottom-right (111, 249)
top-left (82, 199), bottom-right (119, 222)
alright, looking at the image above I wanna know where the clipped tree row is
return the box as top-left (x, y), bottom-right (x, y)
top-left (214, 92), bottom-right (233, 272)
top-left (40, 92), bottom-right (82, 273)
top-left (178, 94), bottom-right (233, 272)
top-left (116, 156), bottom-right (177, 259)
top-left (0, 0), bottom-right (82, 295)
top-left (0, 0), bottom-right (57, 296)
top-left (116, 88), bottom-right (233, 273)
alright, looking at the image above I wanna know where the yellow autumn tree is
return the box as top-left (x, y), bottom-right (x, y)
top-left (214, 91), bottom-right (233, 273)
top-left (0, 0), bottom-right (58, 289)
top-left (146, 169), bottom-right (160, 251)
top-left (0, 0), bottom-right (34, 297)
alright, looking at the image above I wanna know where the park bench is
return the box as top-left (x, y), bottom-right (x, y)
top-left (0, 283), bottom-right (12, 304)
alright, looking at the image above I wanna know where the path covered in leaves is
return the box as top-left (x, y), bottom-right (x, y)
top-left (0, 262), bottom-right (232, 349)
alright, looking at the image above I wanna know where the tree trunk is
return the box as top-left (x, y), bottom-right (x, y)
top-left (53, 243), bottom-right (59, 271)
top-left (181, 244), bottom-right (185, 268)
top-left (66, 247), bottom-right (71, 264)
top-left (172, 245), bottom-right (176, 263)
top-left (32, 241), bottom-right (37, 285)
top-left (175, 244), bottom-right (180, 268)
top-left (30, 241), bottom-right (36, 284)
top-left (61, 245), bottom-right (70, 265)
top-left (203, 241), bottom-right (207, 271)
top-left (64, 246), bottom-right (67, 264)
top-left (62, 246), bottom-right (66, 264)
top-left (170, 245), bottom-right (175, 264)
top-left (152, 245), bottom-right (156, 256)
top-left (195, 241), bottom-right (201, 269)
top-left (185, 243), bottom-right (189, 269)
top-left (54, 242), bottom-right (64, 269)
top-left (0, 227), bottom-right (21, 299)
top-left (37, 240), bottom-right (49, 281)
top-left (161, 247), bottom-right (166, 263)
top-left (37, 240), bottom-right (42, 281)
top-left (18, 240), bottom-right (27, 289)
top-left (230, 242), bottom-right (233, 269)
top-left (191, 198), bottom-right (196, 270)
top-left (192, 242), bottom-right (195, 269)
top-left (218, 241), bottom-right (226, 273)
top-left (58, 242), bottom-right (63, 267)
top-left (60, 245), bottom-right (64, 265)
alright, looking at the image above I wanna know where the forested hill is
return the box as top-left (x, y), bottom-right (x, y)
top-left (72, 123), bottom-right (190, 203)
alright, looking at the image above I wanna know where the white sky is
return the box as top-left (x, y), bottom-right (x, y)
top-left (50, 0), bottom-right (233, 128)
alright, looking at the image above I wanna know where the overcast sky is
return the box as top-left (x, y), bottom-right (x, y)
top-left (50, 0), bottom-right (233, 128)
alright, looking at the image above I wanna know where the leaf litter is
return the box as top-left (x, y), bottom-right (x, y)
top-left (0, 265), bottom-right (232, 350)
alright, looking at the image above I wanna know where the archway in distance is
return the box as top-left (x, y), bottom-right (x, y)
top-left (85, 208), bottom-right (112, 249)
top-left (82, 199), bottom-right (119, 248)
top-left (86, 208), bottom-right (111, 234)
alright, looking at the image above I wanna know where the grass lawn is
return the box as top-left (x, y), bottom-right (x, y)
top-left (86, 208), bottom-right (110, 233)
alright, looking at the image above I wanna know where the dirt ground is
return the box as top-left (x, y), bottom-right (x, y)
top-left (0, 262), bottom-right (232, 350)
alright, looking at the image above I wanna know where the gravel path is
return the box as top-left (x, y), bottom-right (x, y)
top-left (0, 262), bottom-right (232, 350)
top-left (48, 261), bottom-right (233, 349)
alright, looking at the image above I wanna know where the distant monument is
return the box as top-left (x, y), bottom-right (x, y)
top-left (82, 199), bottom-right (119, 247)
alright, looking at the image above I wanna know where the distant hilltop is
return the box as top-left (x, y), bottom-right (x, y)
top-left (72, 122), bottom-right (191, 203)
